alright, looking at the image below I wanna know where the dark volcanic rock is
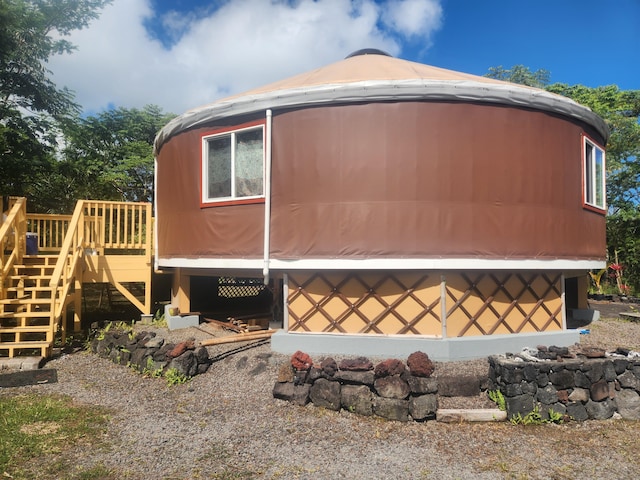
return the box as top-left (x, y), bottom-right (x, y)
top-left (585, 399), bottom-right (616, 420)
top-left (374, 376), bottom-right (410, 399)
top-left (374, 359), bottom-right (406, 378)
top-left (341, 385), bottom-right (373, 416)
top-left (409, 394), bottom-right (437, 421)
top-left (309, 378), bottom-right (341, 410)
top-left (402, 373), bottom-right (438, 394)
top-left (339, 357), bottom-right (373, 371)
top-left (373, 397), bottom-right (409, 421)
top-left (334, 370), bottom-right (375, 386)
top-left (292, 384), bottom-right (311, 406)
top-left (169, 350), bottom-right (198, 377)
top-left (320, 357), bottom-right (338, 377)
top-left (616, 389), bottom-right (640, 420)
top-left (437, 375), bottom-right (480, 397)
top-left (273, 382), bottom-right (294, 401)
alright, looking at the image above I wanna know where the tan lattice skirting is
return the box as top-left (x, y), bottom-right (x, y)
top-left (287, 272), bottom-right (563, 337)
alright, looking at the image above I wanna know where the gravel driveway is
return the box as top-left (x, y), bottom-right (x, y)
top-left (1, 304), bottom-right (639, 479)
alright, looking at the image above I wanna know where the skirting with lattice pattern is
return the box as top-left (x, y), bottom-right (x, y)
top-left (287, 272), bottom-right (563, 337)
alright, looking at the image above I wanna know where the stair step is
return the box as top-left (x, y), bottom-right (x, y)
top-left (0, 298), bottom-right (52, 305)
top-left (0, 341), bottom-right (51, 358)
top-left (0, 326), bottom-right (52, 333)
top-left (0, 312), bottom-right (53, 318)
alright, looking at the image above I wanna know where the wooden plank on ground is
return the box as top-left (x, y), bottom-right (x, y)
top-left (436, 409), bottom-right (507, 423)
top-left (619, 312), bottom-right (640, 322)
top-left (203, 317), bottom-right (243, 333)
top-left (0, 369), bottom-right (57, 387)
top-left (200, 330), bottom-right (276, 346)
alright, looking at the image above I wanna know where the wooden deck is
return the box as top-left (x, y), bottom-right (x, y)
top-left (1, 198), bottom-right (152, 357)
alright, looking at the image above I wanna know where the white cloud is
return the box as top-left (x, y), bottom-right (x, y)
top-left (48, 0), bottom-right (443, 115)
top-left (381, 0), bottom-right (442, 38)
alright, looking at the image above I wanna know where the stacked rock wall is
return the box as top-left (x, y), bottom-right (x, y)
top-left (90, 330), bottom-right (211, 377)
top-left (489, 354), bottom-right (640, 421)
top-left (273, 351), bottom-right (438, 422)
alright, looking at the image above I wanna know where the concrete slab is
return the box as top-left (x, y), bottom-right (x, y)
top-left (271, 330), bottom-right (581, 362)
top-left (0, 356), bottom-right (44, 371)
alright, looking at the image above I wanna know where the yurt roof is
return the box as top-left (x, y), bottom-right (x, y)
top-left (154, 50), bottom-right (608, 153)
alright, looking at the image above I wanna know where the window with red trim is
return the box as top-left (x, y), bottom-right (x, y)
top-left (583, 135), bottom-right (605, 211)
top-left (202, 123), bottom-right (265, 205)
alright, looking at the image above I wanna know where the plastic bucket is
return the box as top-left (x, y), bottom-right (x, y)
top-left (26, 233), bottom-right (38, 255)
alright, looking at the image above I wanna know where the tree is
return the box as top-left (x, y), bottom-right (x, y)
top-left (487, 65), bottom-right (640, 292)
top-left (59, 105), bottom-right (176, 203)
top-left (0, 0), bottom-right (111, 196)
top-left (485, 64), bottom-right (551, 88)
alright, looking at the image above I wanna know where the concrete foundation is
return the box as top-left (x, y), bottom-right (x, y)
top-left (271, 330), bottom-right (582, 362)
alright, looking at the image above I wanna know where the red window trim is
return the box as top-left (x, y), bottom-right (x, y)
top-left (581, 133), bottom-right (606, 215)
top-left (200, 119), bottom-right (266, 209)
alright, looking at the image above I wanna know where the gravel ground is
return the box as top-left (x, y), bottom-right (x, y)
top-left (2, 303), bottom-right (640, 479)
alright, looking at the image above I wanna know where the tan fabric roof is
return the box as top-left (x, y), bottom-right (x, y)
top-left (155, 53), bottom-right (608, 153)
top-left (203, 53), bottom-right (528, 105)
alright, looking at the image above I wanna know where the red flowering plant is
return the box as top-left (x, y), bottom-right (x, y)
top-left (608, 263), bottom-right (628, 296)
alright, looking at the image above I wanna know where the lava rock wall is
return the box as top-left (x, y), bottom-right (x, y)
top-left (489, 354), bottom-right (640, 421)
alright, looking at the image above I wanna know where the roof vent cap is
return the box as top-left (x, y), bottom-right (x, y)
top-left (346, 48), bottom-right (392, 59)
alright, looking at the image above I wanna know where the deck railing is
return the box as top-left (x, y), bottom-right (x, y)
top-left (26, 214), bottom-right (72, 252)
top-left (1, 197), bottom-right (27, 296)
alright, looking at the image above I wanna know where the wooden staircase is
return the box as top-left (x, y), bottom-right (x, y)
top-left (1, 197), bottom-right (153, 358)
top-left (0, 255), bottom-right (72, 357)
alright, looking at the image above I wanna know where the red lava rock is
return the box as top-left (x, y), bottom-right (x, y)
top-left (591, 379), bottom-right (609, 401)
top-left (339, 357), bottom-right (373, 371)
top-left (166, 340), bottom-right (195, 358)
top-left (407, 351), bottom-right (435, 378)
top-left (557, 389), bottom-right (569, 403)
top-left (321, 357), bottom-right (338, 376)
top-left (374, 359), bottom-right (406, 378)
top-left (291, 350), bottom-right (313, 371)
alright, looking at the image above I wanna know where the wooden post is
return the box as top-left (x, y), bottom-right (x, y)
top-left (171, 268), bottom-right (191, 314)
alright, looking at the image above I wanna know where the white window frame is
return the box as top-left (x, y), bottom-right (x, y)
top-left (583, 135), bottom-right (606, 211)
top-left (201, 123), bottom-right (265, 206)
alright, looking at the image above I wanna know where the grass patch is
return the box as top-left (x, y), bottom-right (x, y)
top-left (0, 393), bottom-right (110, 479)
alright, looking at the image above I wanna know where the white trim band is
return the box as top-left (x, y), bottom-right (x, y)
top-left (157, 256), bottom-right (605, 271)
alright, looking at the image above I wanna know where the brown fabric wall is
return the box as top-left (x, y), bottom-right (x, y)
top-left (269, 102), bottom-right (606, 260)
top-left (156, 127), bottom-right (264, 258)
top-left (156, 101), bottom-right (606, 261)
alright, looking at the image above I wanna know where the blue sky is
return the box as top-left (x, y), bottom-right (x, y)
top-left (49, 0), bottom-right (639, 115)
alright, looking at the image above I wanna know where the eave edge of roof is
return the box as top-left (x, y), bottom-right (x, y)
top-left (154, 80), bottom-right (609, 154)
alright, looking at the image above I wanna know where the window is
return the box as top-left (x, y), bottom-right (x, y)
top-left (202, 123), bottom-right (265, 205)
top-left (583, 135), bottom-right (605, 211)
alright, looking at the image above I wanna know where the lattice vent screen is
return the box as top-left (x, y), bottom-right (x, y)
top-left (287, 272), bottom-right (442, 336)
top-left (445, 273), bottom-right (563, 336)
top-left (287, 272), bottom-right (564, 337)
top-left (218, 277), bottom-right (266, 298)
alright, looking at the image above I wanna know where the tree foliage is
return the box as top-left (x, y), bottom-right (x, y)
top-left (485, 64), bottom-right (551, 88)
top-left (60, 105), bottom-right (176, 204)
top-left (487, 65), bottom-right (640, 292)
top-left (0, 0), bottom-right (111, 196)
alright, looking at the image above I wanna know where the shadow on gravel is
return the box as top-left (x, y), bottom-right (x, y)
top-left (209, 339), bottom-right (271, 363)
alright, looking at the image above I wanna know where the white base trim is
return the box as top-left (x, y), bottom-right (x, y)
top-left (270, 330), bottom-right (581, 362)
top-left (157, 257), bottom-right (605, 271)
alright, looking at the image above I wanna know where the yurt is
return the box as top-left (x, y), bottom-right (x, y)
top-left (153, 49), bottom-right (608, 360)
